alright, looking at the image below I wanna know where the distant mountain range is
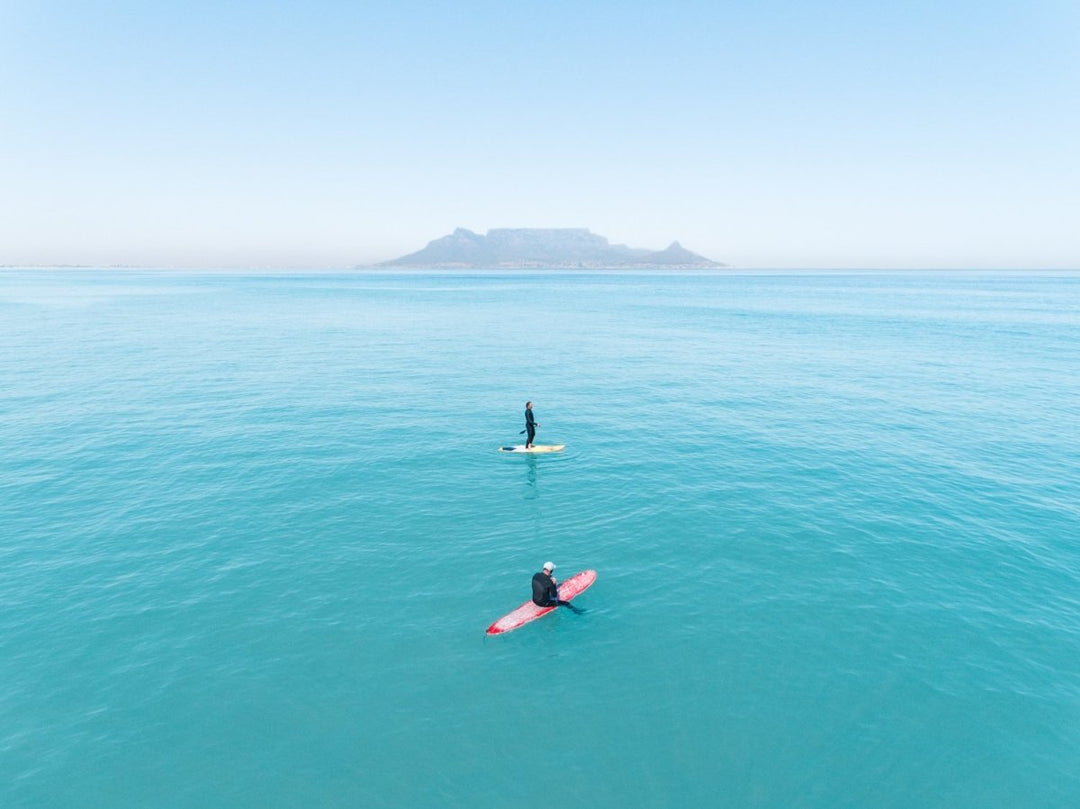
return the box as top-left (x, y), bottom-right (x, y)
top-left (377, 228), bottom-right (724, 268)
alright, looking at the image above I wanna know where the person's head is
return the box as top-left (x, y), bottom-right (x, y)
top-left (542, 561), bottom-right (555, 574)
top-left (526, 401), bottom-right (533, 409)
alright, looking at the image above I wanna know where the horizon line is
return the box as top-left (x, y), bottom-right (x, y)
top-left (3, 264), bottom-right (1078, 273)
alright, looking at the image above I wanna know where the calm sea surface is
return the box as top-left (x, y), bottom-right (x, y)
top-left (2, 269), bottom-right (1078, 808)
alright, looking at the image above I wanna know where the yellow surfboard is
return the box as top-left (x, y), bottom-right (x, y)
top-left (498, 444), bottom-right (565, 453)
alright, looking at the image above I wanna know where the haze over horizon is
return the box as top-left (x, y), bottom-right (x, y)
top-left (2, 1), bottom-right (1078, 270)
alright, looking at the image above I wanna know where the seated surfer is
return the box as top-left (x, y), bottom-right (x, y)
top-left (531, 562), bottom-right (583, 613)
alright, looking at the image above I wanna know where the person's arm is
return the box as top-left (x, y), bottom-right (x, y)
top-left (545, 577), bottom-right (559, 604)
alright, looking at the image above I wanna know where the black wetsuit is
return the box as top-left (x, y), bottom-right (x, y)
top-left (532, 571), bottom-right (569, 608)
top-left (525, 407), bottom-right (536, 446)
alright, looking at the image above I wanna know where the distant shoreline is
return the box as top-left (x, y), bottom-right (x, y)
top-left (4, 265), bottom-right (1077, 274)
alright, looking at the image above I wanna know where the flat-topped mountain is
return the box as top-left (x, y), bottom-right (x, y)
top-left (379, 228), bottom-right (724, 268)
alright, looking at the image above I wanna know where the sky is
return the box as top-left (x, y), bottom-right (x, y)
top-left (1, 0), bottom-right (1078, 268)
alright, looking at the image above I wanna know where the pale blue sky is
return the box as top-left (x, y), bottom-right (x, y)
top-left (2, 0), bottom-right (1078, 268)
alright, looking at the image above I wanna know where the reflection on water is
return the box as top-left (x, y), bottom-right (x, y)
top-left (524, 454), bottom-right (538, 499)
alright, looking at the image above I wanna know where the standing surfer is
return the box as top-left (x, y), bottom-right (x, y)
top-left (531, 562), bottom-right (583, 613)
top-left (523, 401), bottom-right (539, 448)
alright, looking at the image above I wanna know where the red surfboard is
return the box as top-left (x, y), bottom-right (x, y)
top-left (486, 570), bottom-right (597, 635)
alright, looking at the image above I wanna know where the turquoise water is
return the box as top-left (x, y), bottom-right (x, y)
top-left (2, 269), bottom-right (1078, 808)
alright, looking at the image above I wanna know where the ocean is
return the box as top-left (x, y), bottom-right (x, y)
top-left (2, 268), bottom-right (1078, 808)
